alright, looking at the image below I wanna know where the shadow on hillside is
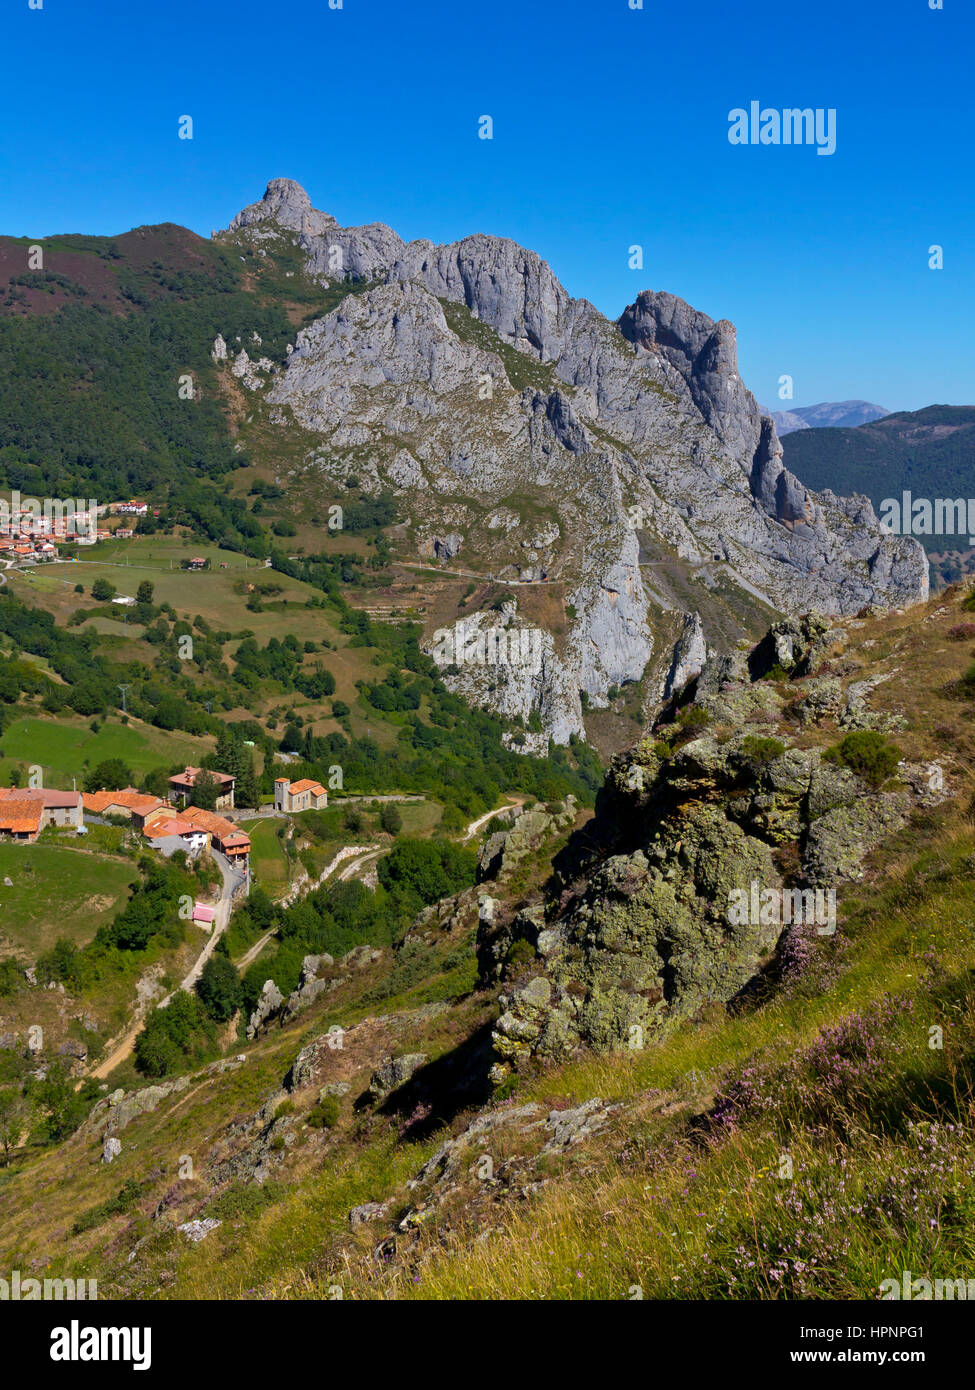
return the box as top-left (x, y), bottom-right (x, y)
top-left (357, 1021), bottom-right (498, 1142)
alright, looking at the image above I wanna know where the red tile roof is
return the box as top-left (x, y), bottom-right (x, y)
top-left (0, 787), bottom-right (80, 809)
top-left (0, 800), bottom-right (43, 835)
top-left (143, 817), bottom-right (202, 840)
top-left (169, 766), bottom-right (234, 790)
top-left (181, 807), bottom-right (250, 849)
top-left (288, 779), bottom-right (327, 797)
top-left (83, 789), bottom-right (168, 816)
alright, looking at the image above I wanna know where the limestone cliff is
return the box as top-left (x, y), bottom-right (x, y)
top-left (216, 179), bottom-right (928, 746)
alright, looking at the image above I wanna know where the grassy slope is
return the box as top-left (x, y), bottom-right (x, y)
top-left (0, 840), bottom-right (140, 958)
top-left (5, 534), bottom-right (412, 747)
top-left (0, 713), bottom-right (209, 788)
top-left (238, 817), bottom-right (290, 896)
top-left (5, 582), bottom-right (975, 1305)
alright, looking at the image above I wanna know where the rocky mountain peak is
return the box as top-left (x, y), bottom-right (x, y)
top-left (227, 177), bottom-right (337, 238)
top-left (215, 178), bottom-right (928, 749)
top-left (619, 289), bottom-right (762, 459)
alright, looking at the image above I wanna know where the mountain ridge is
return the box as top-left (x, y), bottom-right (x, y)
top-left (782, 404), bottom-right (975, 585)
top-left (208, 179), bottom-right (928, 745)
top-left (765, 400), bottom-right (890, 435)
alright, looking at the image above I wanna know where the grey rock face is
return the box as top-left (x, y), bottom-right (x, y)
top-left (392, 234), bottom-right (570, 360)
top-left (228, 178), bottom-right (404, 282)
top-left (246, 979), bottom-right (284, 1039)
top-left (619, 291), bottom-right (759, 460)
top-left (431, 532), bottom-right (463, 560)
top-left (426, 607), bottom-right (585, 753)
top-left (219, 180), bottom-right (929, 746)
top-left (663, 612), bottom-right (709, 699)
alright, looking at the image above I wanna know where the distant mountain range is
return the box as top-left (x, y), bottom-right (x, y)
top-left (782, 405), bottom-right (975, 580)
top-left (765, 400), bottom-right (890, 435)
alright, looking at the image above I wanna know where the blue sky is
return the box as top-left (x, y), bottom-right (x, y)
top-left (3, 0), bottom-right (971, 411)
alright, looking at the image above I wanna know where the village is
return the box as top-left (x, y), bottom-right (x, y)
top-left (0, 769), bottom-right (329, 927)
top-left (0, 497), bottom-right (152, 564)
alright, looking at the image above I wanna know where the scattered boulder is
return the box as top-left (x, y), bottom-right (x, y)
top-left (747, 614), bottom-right (846, 681)
top-left (246, 979), bottom-right (284, 1039)
top-left (300, 954), bottom-right (333, 983)
top-left (487, 684), bottom-right (922, 1073)
top-left (321, 1082), bottom-right (350, 1099)
top-left (366, 1053), bottom-right (428, 1103)
top-left (349, 1201), bottom-right (388, 1227)
top-left (178, 1218), bottom-right (222, 1243)
top-left (340, 945), bottom-right (382, 970)
top-left (542, 1099), bottom-right (621, 1153)
top-left (477, 799), bottom-right (577, 882)
top-left (82, 1077), bottom-right (191, 1137)
top-left (409, 1104), bottom-right (543, 1189)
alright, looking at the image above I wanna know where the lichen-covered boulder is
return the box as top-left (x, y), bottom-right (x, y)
top-left (487, 708), bottom-right (914, 1074)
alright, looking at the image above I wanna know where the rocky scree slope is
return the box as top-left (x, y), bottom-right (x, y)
top-left (215, 179), bottom-right (927, 749)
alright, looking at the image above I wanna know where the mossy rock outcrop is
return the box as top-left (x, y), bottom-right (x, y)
top-left (488, 698), bottom-right (915, 1075)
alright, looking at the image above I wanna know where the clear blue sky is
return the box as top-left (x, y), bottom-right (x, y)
top-left (3, 0), bottom-right (971, 411)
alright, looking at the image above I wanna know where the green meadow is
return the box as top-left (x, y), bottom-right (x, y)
top-left (0, 714), bottom-right (210, 789)
top-left (0, 840), bottom-right (139, 958)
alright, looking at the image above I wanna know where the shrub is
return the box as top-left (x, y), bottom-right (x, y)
top-left (677, 705), bottom-right (709, 730)
top-left (823, 731), bottom-right (900, 788)
top-left (307, 1095), bottom-right (340, 1129)
top-left (505, 938), bottom-right (537, 973)
top-left (208, 1181), bottom-right (281, 1220)
top-left (196, 954), bottom-right (243, 1023)
top-left (379, 802), bottom-right (403, 835)
top-left (72, 1178), bottom-right (142, 1235)
top-left (739, 735), bottom-right (786, 767)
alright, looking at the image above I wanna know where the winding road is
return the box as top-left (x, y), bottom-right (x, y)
top-left (83, 798), bottom-right (522, 1082)
top-left (85, 851), bottom-right (242, 1082)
